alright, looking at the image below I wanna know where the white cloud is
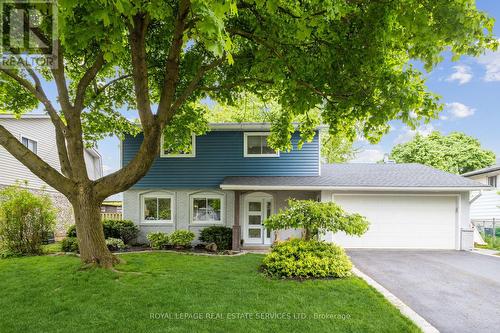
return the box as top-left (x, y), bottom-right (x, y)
top-left (445, 65), bottom-right (473, 85)
top-left (394, 124), bottom-right (435, 144)
top-left (350, 149), bottom-right (385, 163)
top-left (445, 102), bottom-right (475, 119)
top-left (477, 50), bottom-right (500, 82)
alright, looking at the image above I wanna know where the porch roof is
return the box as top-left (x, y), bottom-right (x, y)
top-left (220, 163), bottom-right (490, 192)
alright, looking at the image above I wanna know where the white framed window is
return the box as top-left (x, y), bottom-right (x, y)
top-left (488, 176), bottom-right (498, 188)
top-left (191, 193), bottom-right (224, 224)
top-left (243, 132), bottom-right (279, 157)
top-left (160, 133), bottom-right (196, 158)
top-left (141, 194), bottom-right (174, 223)
top-left (21, 136), bottom-right (37, 154)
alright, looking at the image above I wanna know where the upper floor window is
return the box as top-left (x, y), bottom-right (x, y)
top-left (488, 176), bottom-right (498, 188)
top-left (191, 193), bottom-right (223, 224)
top-left (160, 134), bottom-right (196, 158)
top-left (21, 136), bottom-right (37, 154)
top-left (142, 194), bottom-right (174, 223)
top-left (244, 132), bottom-right (279, 157)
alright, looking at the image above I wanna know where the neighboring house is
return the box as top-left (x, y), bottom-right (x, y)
top-left (462, 165), bottom-right (500, 220)
top-left (122, 123), bottom-right (488, 250)
top-left (101, 201), bottom-right (123, 214)
top-left (0, 114), bottom-right (103, 238)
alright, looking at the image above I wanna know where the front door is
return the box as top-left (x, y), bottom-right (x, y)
top-left (245, 196), bottom-right (273, 245)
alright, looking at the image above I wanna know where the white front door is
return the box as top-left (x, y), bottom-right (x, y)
top-left (245, 196), bottom-right (273, 245)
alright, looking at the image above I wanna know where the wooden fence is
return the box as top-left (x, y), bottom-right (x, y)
top-left (101, 213), bottom-right (123, 221)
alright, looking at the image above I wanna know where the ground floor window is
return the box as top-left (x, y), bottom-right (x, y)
top-left (142, 195), bottom-right (173, 223)
top-left (192, 194), bottom-right (223, 223)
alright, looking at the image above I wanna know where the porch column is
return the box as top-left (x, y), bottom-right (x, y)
top-left (232, 190), bottom-right (241, 251)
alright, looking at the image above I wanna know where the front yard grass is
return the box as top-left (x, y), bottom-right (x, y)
top-left (0, 252), bottom-right (420, 333)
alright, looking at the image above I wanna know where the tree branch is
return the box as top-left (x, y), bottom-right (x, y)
top-left (50, 41), bottom-right (73, 112)
top-left (128, 13), bottom-right (154, 130)
top-left (0, 124), bottom-right (74, 195)
top-left (157, 0), bottom-right (191, 125)
top-left (170, 56), bottom-right (225, 112)
top-left (95, 0), bottom-right (192, 199)
top-left (74, 53), bottom-right (105, 111)
top-left (0, 67), bottom-right (73, 177)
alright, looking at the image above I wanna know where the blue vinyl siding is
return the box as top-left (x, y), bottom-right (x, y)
top-left (123, 130), bottom-right (320, 188)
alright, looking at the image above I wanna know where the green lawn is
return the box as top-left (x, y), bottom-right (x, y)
top-left (0, 252), bottom-right (419, 333)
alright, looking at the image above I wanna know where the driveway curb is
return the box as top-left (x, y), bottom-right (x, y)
top-left (352, 266), bottom-right (439, 333)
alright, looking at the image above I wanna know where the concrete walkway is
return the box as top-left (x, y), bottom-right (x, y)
top-left (348, 250), bottom-right (500, 333)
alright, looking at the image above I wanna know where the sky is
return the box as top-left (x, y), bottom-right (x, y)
top-left (351, 0), bottom-right (500, 163)
top-left (36, 0), bottom-right (500, 177)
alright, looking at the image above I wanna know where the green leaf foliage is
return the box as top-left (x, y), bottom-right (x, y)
top-left (262, 239), bottom-right (352, 279)
top-left (1, 0), bottom-right (497, 150)
top-left (0, 184), bottom-right (56, 256)
top-left (264, 199), bottom-right (369, 240)
top-left (390, 131), bottom-right (496, 174)
top-left (199, 226), bottom-right (232, 251)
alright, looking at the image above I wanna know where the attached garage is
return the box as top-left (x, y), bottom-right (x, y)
top-left (221, 163), bottom-right (490, 250)
top-left (324, 194), bottom-right (458, 249)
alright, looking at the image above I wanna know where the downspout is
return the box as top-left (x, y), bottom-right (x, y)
top-left (469, 190), bottom-right (483, 204)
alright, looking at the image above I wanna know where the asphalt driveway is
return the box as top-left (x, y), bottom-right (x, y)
top-left (348, 250), bottom-right (500, 333)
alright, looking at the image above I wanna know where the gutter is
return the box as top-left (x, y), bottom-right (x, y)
top-left (219, 185), bottom-right (491, 192)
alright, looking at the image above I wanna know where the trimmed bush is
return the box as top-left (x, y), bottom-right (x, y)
top-left (61, 237), bottom-right (79, 253)
top-left (199, 226), bottom-right (232, 251)
top-left (147, 232), bottom-right (169, 250)
top-left (105, 238), bottom-right (126, 251)
top-left (169, 230), bottom-right (195, 248)
top-left (66, 220), bottom-right (139, 244)
top-left (262, 239), bottom-right (352, 279)
top-left (0, 184), bottom-right (56, 256)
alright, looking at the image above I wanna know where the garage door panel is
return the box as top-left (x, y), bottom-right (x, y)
top-left (328, 195), bottom-right (457, 249)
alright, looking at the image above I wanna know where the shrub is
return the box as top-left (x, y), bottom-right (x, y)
top-left (61, 237), bottom-right (79, 253)
top-left (103, 220), bottom-right (139, 244)
top-left (264, 199), bottom-right (369, 240)
top-left (105, 238), bottom-right (126, 251)
top-left (262, 239), bottom-right (352, 279)
top-left (66, 220), bottom-right (139, 244)
top-left (199, 226), bottom-right (232, 251)
top-left (0, 184), bottom-right (56, 256)
top-left (66, 225), bottom-right (77, 237)
top-left (147, 232), bottom-right (169, 250)
top-left (169, 230), bottom-right (195, 248)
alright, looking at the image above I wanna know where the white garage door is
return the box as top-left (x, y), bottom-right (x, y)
top-left (327, 195), bottom-right (457, 249)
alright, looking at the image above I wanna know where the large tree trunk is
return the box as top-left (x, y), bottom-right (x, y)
top-left (71, 185), bottom-right (118, 268)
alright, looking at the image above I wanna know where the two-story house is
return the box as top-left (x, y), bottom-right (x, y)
top-left (122, 123), bottom-right (488, 250)
top-left (463, 165), bottom-right (500, 221)
top-left (0, 114), bottom-right (103, 238)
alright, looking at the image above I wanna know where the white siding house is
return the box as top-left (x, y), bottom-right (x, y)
top-left (463, 165), bottom-right (500, 220)
top-left (0, 114), bottom-right (103, 237)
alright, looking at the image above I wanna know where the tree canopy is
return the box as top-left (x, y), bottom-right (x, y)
top-left (390, 131), bottom-right (496, 174)
top-left (203, 93), bottom-right (358, 162)
top-left (0, 0), bottom-right (496, 266)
